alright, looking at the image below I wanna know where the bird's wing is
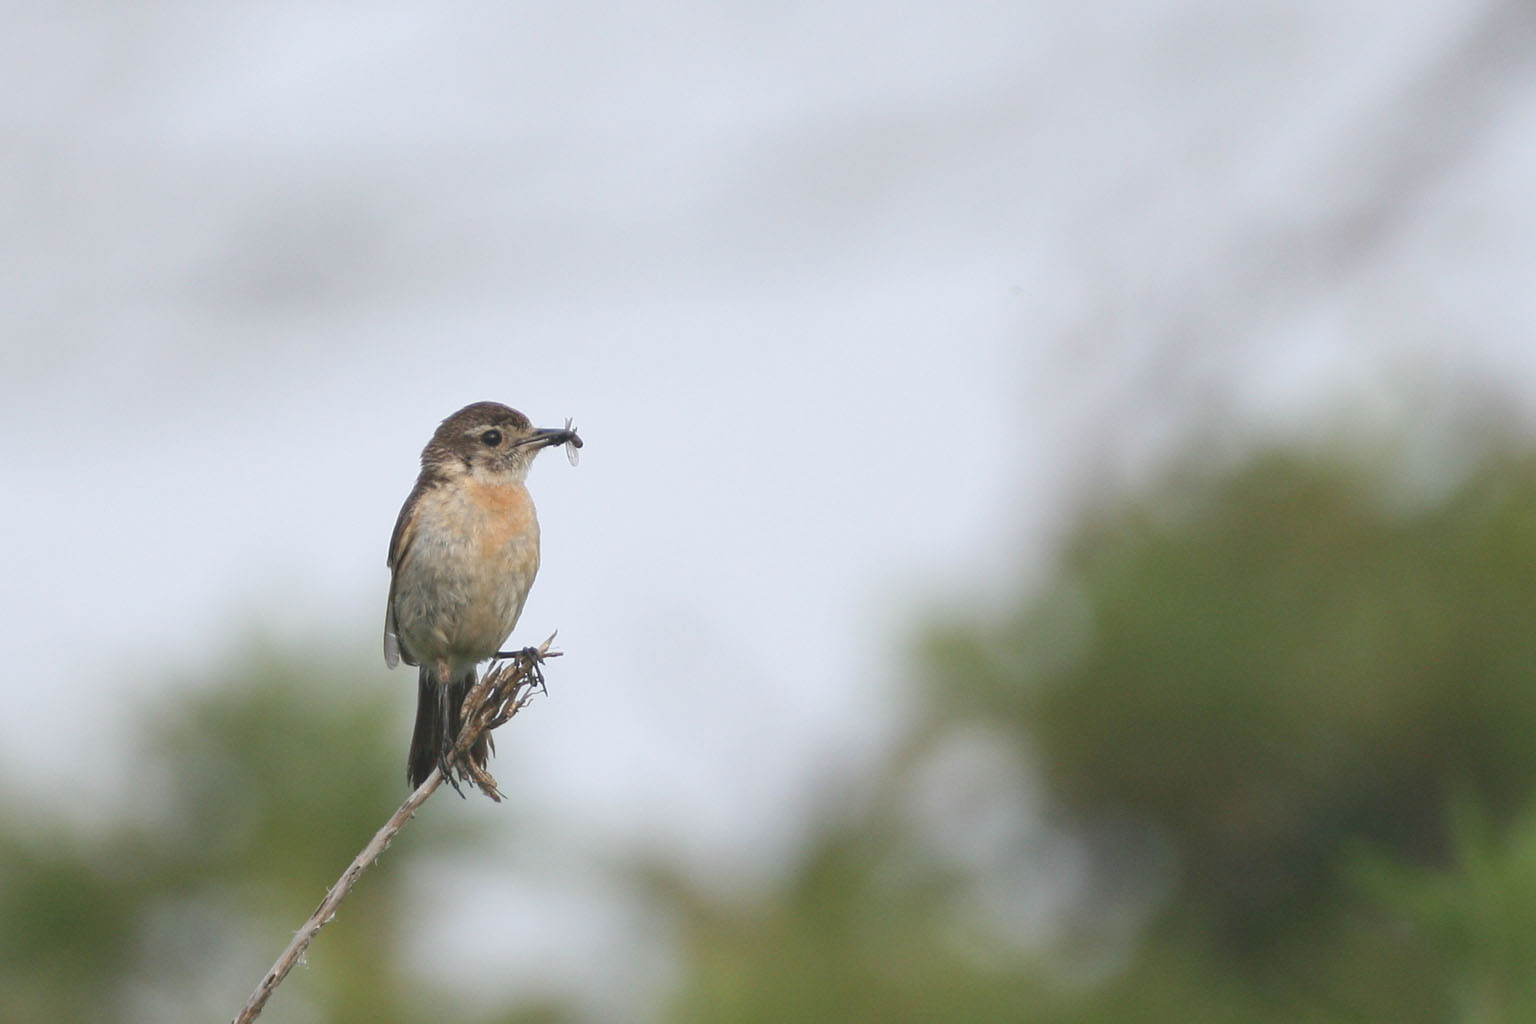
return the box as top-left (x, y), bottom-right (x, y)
top-left (383, 479), bottom-right (428, 668)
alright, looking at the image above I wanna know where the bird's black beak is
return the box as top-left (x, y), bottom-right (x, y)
top-left (519, 425), bottom-right (583, 451)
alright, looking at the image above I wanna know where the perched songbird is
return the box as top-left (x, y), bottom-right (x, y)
top-left (384, 402), bottom-right (581, 789)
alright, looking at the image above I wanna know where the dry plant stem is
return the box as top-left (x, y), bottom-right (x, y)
top-left (231, 768), bottom-right (444, 1024)
top-left (231, 637), bottom-right (558, 1024)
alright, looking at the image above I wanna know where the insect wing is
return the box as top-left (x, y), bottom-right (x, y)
top-left (564, 417), bottom-right (580, 466)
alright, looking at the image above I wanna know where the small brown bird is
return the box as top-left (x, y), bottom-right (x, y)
top-left (384, 402), bottom-right (581, 789)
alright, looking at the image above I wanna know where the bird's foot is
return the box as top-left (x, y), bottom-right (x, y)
top-left (437, 750), bottom-right (467, 798)
top-left (493, 645), bottom-right (544, 664)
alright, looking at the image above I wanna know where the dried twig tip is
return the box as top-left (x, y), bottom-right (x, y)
top-left (448, 638), bottom-right (563, 800)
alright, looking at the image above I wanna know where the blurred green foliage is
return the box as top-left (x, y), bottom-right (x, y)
top-left (930, 449), bottom-right (1536, 940)
top-left (0, 653), bottom-right (494, 1024)
top-left (657, 442), bottom-right (1536, 1022)
top-left (9, 439), bottom-right (1536, 1022)
top-left (648, 813), bottom-right (1055, 1024)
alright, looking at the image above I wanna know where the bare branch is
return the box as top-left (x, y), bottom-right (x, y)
top-left (230, 636), bottom-right (560, 1024)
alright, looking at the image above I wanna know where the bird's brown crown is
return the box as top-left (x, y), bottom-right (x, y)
top-left (421, 402), bottom-right (537, 475)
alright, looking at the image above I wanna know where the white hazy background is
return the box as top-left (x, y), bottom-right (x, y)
top-left (4, 0), bottom-right (1534, 1015)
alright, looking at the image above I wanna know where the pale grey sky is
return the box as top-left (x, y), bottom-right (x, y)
top-left (3, 0), bottom-right (1534, 1014)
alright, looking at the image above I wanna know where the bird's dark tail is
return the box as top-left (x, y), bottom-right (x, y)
top-left (407, 666), bottom-right (490, 790)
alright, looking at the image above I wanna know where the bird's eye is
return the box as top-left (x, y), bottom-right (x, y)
top-left (480, 429), bottom-right (502, 447)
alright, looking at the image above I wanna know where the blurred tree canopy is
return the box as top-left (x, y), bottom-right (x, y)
top-left (8, 437), bottom-right (1536, 1023)
top-left (932, 446), bottom-right (1536, 937)
top-left (0, 654), bottom-right (510, 1024)
top-left (657, 440), bottom-right (1536, 1023)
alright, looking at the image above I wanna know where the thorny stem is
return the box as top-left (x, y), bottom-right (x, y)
top-left (230, 636), bottom-right (559, 1024)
